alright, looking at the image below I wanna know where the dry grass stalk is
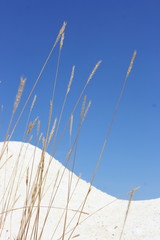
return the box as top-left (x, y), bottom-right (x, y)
top-left (63, 184), bottom-right (139, 240)
top-left (40, 133), bottom-right (81, 239)
top-left (26, 168), bottom-right (29, 190)
top-left (60, 111), bottom-right (91, 240)
top-left (42, 137), bottom-right (46, 149)
top-left (51, 173), bottom-right (82, 239)
top-left (65, 53), bottom-right (137, 237)
top-left (5, 22), bottom-right (67, 146)
top-left (45, 100), bottom-right (54, 150)
top-left (82, 100), bottom-right (92, 122)
top-left (53, 61), bottom-right (102, 155)
top-left (54, 157), bottom-right (83, 239)
top-left (46, 101), bottom-right (53, 137)
top-left (0, 77), bottom-right (26, 154)
top-left (55, 22), bottom-right (67, 47)
top-left (45, 93), bottom-right (92, 240)
top-left (26, 117), bottom-right (39, 135)
top-left (0, 23), bottom-right (139, 240)
top-left (63, 187), bottom-right (139, 240)
top-left (30, 94), bottom-right (37, 112)
top-left (80, 95), bottom-right (87, 120)
top-left (72, 234), bottom-right (80, 238)
top-left (119, 186), bottom-right (140, 240)
top-left (126, 50), bottom-right (137, 78)
top-left (21, 95), bottom-right (37, 143)
top-left (90, 50), bottom-right (137, 186)
top-left (48, 118), bottom-right (57, 143)
top-left (28, 134), bottom-right (33, 143)
top-left (87, 60), bottom-right (102, 84)
top-left (46, 29), bottom-right (65, 149)
top-left (37, 156), bottom-right (81, 240)
top-left (0, 145), bottom-right (27, 236)
top-left (70, 114), bottom-right (74, 137)
top-left (13, 77), bottom-right (26, 114)
top-left (62, 187), bottom-right (140, 240)
top-left (28, 145), bottom-right (47, 239)
top-left (60, 188), bottom-right (138, 240)
top-left (0, 154), bottom-right (13, 170)
top-left (17, 184), bottom-right (38, 239)
top-left (39, 133), bottom-right (43, 142)
top-left (49, 100), bottom-right (53, 114)
top-left (60, 33), bottom-right (65, 50)
top-left (48, 100), bottom-right (53, 128)
top-left (0, 23), bottom-right (67, 163)
top-left (67, 66), bottom-right (75, 94)
top-left (51, 66), bottom-right (75, 150)
top-left (37, 170), bottom-right (61, 240)
top-left (65, 52), bottom-right (137, 239)
top-left (18, 145), bottom-right (43, 239)
top-left (37, 120), bottom-right (41, 138)
top-left (0, 205), bottom-right (88, 216)
top-left (12, 146), bottom-right (33, 238)
top-left (37, 82), bottom-right (80, 236)
top-left (69, 113), bottom-right (74, 149)
top-left (50, 24), bottom-right (66, 107)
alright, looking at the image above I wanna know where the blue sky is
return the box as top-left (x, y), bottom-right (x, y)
top-left (0, 0), bottom-right (159, 200)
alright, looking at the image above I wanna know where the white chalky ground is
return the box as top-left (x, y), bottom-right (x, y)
top-left (0, 142), bottom-right (159, 239)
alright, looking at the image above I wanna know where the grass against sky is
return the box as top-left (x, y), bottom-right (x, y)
top-left (0, 0), bottom-right (159, 200)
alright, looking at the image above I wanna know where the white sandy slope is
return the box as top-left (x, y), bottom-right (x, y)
top-left (0, 141), bottom-right (159, 240)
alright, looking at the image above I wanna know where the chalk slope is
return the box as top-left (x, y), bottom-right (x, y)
top-left (0, 142), bottom-right (159, 239)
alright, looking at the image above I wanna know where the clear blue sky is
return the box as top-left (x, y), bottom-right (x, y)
top-left (0, 0), bottom-right (159, 200)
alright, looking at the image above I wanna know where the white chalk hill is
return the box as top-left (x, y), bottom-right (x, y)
top-left (0, 142), bottom-right (159, 239)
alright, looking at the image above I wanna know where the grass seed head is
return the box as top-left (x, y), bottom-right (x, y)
top-left (126, 50), bottom-right (137, 78)
top-left (30, 95), bottom-right (37, 112)
top-left (60, 33), bottom-right (65, 50)
top-left (13, 77), bottom-right (26, 113)
top-left (27, 117), bottom-right (38, 135)
top-left (48, 118), bottom-right (57, 143)
top-left (67, 66), bottom-right (75, 94)
top-left (87, 61), bottom-right (102, 84)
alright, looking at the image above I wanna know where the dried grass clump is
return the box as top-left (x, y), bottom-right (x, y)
top-left (0, 22), bottom-right (138, 240)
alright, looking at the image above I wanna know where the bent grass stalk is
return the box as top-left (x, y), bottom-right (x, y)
top-left (119, 186), bottom-right (140, 240)
top-left (51, 65), bottom-right (75, 148)
top-left (0, 22), bottom-right (66, 170)
top-left (33, 63), bottom-right (97, 239)
top-left (23, 94), bottom-right (37, 141)
top-left (56, 187), bottom-right (140, 240)
top-left (67, 50), bottom-right (137, 239)
top-left (45, 31), bottom-right (64, 149)
top-left (8, 22), bottom-right (66, 146)
top-left (52, 60), bottom-right (102, 155)
top-left (0, 205), bottom-right (88, 216)
top-left (0, 78), bottom-right (26, 161)
top-left (61, 99), bottom-right (91, 240)
top-left (12, 29), bottom-right (66, 238)
top-left (38, 98), bottom-right (90, 240)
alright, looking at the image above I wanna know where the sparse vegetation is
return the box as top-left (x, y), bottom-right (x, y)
top-left (0, 23), bottom-right (137, 240)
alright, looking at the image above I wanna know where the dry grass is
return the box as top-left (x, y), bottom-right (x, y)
top-left (0, 23), bottom-right (138, 240)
